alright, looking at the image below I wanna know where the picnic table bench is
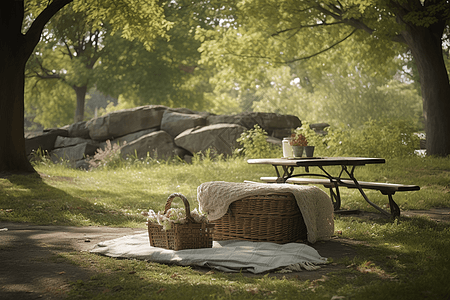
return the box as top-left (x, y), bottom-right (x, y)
top-left (248, 158), bottom-right (420, 219)
top-left (260, 176), bottom-right (420, 218)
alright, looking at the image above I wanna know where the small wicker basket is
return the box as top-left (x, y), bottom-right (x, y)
top-left (211, 192), bottom-right (307, 244)
top-left (147, 193), bottom-right (214, 250)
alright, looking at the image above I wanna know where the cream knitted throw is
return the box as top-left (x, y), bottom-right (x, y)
top-left (197, 181), bottom-right (334, 244)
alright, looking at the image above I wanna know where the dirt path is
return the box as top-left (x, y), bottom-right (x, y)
top-left (1, 208), bottom-right (449, 300)
top-left (0, 224), bottom-right (145, 300)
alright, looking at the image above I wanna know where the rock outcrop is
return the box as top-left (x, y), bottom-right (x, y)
top-left (120, 130), bottom-right (177, 160)
top-left (86, 105), bottom-right (167, 140)
top-left (25, 105), bottom-right (302, 168)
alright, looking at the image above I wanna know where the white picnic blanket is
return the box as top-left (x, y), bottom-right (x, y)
top-left (197, 181), bottom-right (334, 244)
top-left (90, 232), bottom-right (328, 274)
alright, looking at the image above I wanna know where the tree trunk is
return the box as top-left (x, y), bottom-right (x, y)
top-left (0, 0), bottom-right (72, 174)
top-left (401, 24), bottom-right (450, 157)
top-left (73, 85), bottom-right (88, 123)
top-left (0, 4), bottom-right (35, 174)
top-left (0, 56), bottom-right (35, 174)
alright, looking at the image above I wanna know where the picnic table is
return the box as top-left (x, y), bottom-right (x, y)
top-left (247, 157), bottom-right (420, 219)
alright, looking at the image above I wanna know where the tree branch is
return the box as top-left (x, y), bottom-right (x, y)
top-left (285, 29), bottom-right (357, 63)
top-left (314, 3), bottom-right (341, 21)
top-left (325, 3), bottom-right (343, 16)
top-left (32, 72), bottom-right (62, 80)
top-left (272, 21), bottom-right (346, 37)
top-left (63, 41), bottom-right (74, 59)
top-left (24, 0), bottom-right (73, 57)
top-left (26, 55), bottom-right (63, 82)
top-left (223, 29), bottom-right (357, 65)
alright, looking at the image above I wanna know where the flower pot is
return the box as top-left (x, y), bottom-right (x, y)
top-left (305, 146), bottom-right (315, 157)
top-left (291, 146), bottom-right (304, 157)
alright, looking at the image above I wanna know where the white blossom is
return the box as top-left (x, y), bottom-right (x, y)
top-left (147, 207), bottom-right (208, 231)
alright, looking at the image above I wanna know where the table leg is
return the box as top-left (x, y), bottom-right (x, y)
top-left (317, 166), bottom-right (342, 211)
top-left (387, 194), bottom-right (401, 218)
top-left (343, 166), bottom-right (391, 218)
top-left (273, 165), bottom-right (295, 183)
top-left (328, 183), bottom-right (341, 211)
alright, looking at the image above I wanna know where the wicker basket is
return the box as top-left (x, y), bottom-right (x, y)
top-left (147, 193), bottom-right (214, 250)
top-left (211, 192), bottom-right (307, 244)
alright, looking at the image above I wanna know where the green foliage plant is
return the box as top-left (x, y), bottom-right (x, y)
top-left (29, 147), bottom-right (51, 165)
top-left (320, 119), bottom-right (420, 159)
top-left (236, 124), bottom-right (280, 158)
top-left (290, 122), bottom-right (327, 156)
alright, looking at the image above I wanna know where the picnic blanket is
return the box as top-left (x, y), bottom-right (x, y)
top-left (197, 181), bottom-right (334, 244)
top-left (90, 232), bottom-right (328, 274)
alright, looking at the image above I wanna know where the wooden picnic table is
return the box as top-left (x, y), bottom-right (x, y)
top-left (247, 157), bottom-right (420, 219)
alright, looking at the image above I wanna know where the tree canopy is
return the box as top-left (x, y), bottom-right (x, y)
top-left (0, 0), bottom-right (172, 173)
top-left (25, 3), bottom-right (110, 126)
top-left (196, 0), bottom-right (450, 155)
top-left (23, 0), bottom-right (216, 128)
top-left (23, 0), bottom-right (428, 131)
top-left (2, 0), bottom-right (450, 174)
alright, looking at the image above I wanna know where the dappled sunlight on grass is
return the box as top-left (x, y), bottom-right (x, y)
top-left (1, 156), bottom-right (450, 299)
top-left (333, 215), bottom-right (450, 298)
top-left (2, 155), bottom-right (450, 226)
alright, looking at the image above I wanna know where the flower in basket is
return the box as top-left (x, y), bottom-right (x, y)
top-left (147, 208), bottom-right (207, 231)
top-left (290, 133), bottom-right (308, 147)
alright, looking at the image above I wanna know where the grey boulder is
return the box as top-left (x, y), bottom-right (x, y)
top-left (54, 136), bottom-right (95, 149)
top-left (161, 110), bottom-right (207, 137)
top-left (61, 121), bottom-right (90, 139)
top-left (25, 129), bottom-right (69, 155)
top-left (87, 105), bottom-right (167, 140)
top-left (120, 130), bottom-right (177, 160)
top-left (50, 142), bottom-right (98, 162)
top-left (206, 112), bottom-right (301, 138)
top-left (175, 123), bottom-right (246, 156)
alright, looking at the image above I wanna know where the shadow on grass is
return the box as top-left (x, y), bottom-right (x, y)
top-left (334, 213), bottom-right (450, 299)
top-left (0, 173), bottom-right (150, 298)
top-left (63, 254), bottom-right (308, 300)
top-left (0, 173), bottom-right (147, 227)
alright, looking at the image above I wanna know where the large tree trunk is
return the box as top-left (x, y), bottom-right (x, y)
top-left (0, 0), bottom-right (72, 174)
top-left (0, 52), bottom-right (35, 174)
top-left (0, 3), bottom-right (35, 174)
top-left (73, 85), bottom-right (88, 123)
top-left (401, 22), bottom-right (450, 157)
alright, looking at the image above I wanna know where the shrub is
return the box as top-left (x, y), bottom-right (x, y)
top-left (321, 119), bottom-right (420, 158)
top-left (236, 125), bottom-right (280, 158)
top-left (291, 122), bottom-right (326, 150)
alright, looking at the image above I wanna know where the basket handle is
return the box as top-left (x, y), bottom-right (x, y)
top-left (164, 193), bottom-right (195, 223)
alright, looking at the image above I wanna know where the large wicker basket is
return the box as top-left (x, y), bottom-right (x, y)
top-left (147, 193), bottom-right (214, 250)
top-left (211, 192), bottom-right (307, 244)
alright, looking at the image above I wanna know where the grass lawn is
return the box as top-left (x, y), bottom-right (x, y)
top-left (1, 156), bottom-right (450, 299)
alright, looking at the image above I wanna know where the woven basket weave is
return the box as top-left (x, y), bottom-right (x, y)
top-left (211, 192), bottom-right (307, 244)
top-left (147, 193), bottom-right (214, 251)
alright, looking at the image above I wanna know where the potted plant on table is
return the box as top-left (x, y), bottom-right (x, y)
top-left (290, 132), bottom-right (308, 157)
